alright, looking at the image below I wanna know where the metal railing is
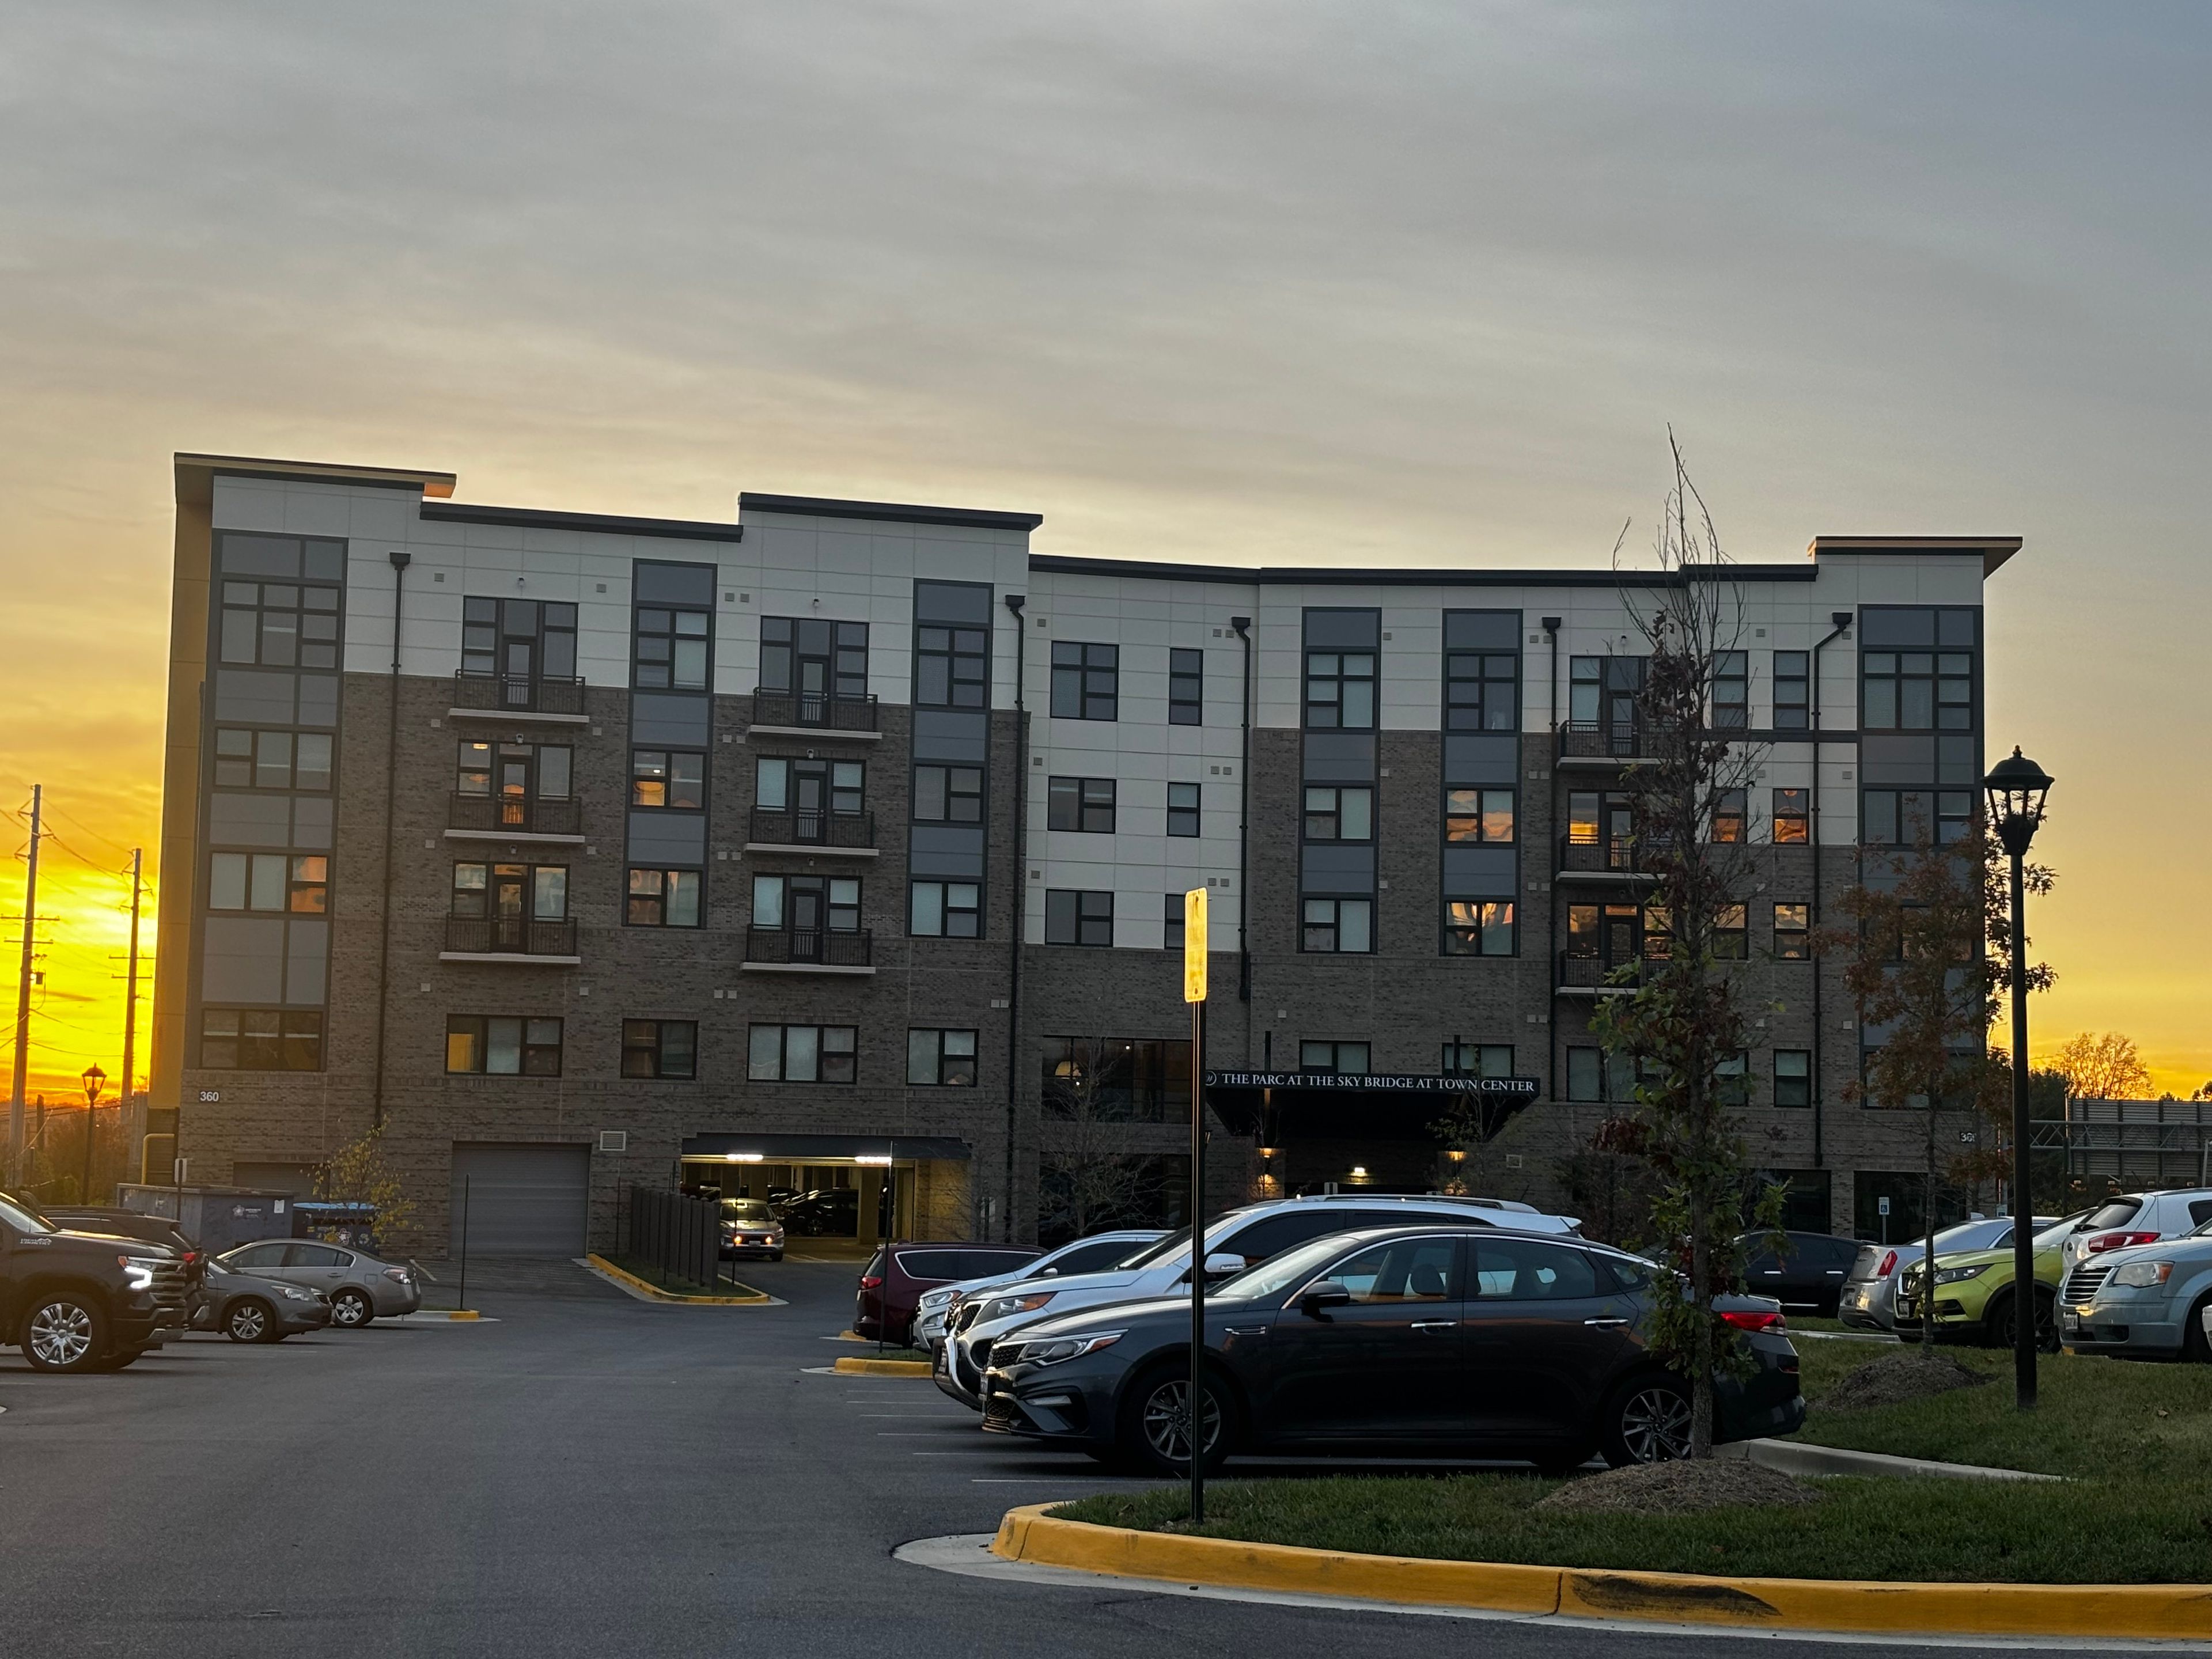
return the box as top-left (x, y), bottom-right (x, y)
top-left (452, 671), bottom-right (586, 715)
top-left (444, 916), bottom-right (579, 956)
top-left (1555, 953), bottom-right (1647, 992)
top-left (623, 1185), bottom-right (719, 1291)
top-left (750, 687), bottom-right (880, 732)
top-left (1557, 832), bottom-right (1647, 874)
top-left (747, 808), bottom-right (874, 849)
top-left (744, 926), bottom-right (873, 968)
top-left (1555, 718), bottom-right (1648, 761)
top-left (448, 793), bottom-right (584, 836)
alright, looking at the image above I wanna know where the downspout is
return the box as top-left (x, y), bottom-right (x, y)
top-left (1540, 617), bottom-right (1560, 1105)
top-left (1231, 616), bottom-right (1252, 1006)
top-left (1809, 609), bottom-right (1852, 1176)
top-left (1001, 592), bottom-right (1028, 1243)
top-left (370, 550), bottom-right (412, 1134)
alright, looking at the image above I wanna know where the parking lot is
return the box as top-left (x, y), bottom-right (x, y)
top-left (0, 1255), bottom-right (2080, 1658)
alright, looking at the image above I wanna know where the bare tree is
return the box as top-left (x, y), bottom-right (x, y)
top-left (2048, 1031), bottom-right (2151, 1104)
top-left (1037, 1035), bottom-right (1158, 1244)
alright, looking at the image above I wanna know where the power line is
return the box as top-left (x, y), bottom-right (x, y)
top-left (48, 803), bottom-right (138, 862)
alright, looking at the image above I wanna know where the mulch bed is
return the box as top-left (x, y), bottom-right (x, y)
top-left (1819, 1350), bottom-right (1990, 1414)
top-left (1532, 1458), bottom-right (1818, 1517)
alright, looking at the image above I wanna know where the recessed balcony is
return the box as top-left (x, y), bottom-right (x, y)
top-left (449, 671), bottom-right (589, 724)
top-left (744, 808), bottom-right (877, 858)
top-left (1555, 831), bottom-right (1658, 882)
top-left (748, 688), bottom-right (881, 742)
top-left (1555, 719), bottom-right (1653, 766)
top-left (441, 916), bottom-right (581, 964)
top-left (446, 793), bottom-right (585, 844)
top-left (741, 926), bottom-right (874, 975)
top-left (1554, 952), bottom-right (1643, 997)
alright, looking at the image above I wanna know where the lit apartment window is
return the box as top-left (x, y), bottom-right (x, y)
top-left (445, 1016), bottom-right (563, 1077)
top-left (632, 751), bottom-right (706, 809)
top-left (1772, 787), bottom-right (1809, 844)
top-left (1442, 899), bottom-right (1513, 957)
top-left (1774, 902), bottom-right (1810, 960)
top-left (1712, 789), bottom-right (1747, 843)
top-left (1444, 789), bottom-right (1514, 843)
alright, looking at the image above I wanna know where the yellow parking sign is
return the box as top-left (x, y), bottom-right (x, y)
top-left (1183, 888), bottom-right (1207, 1003)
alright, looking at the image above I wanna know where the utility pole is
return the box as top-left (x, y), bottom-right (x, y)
top-left (9, 784), bottom-right (43, 1189)
top-left (120, 848), bottom-right (143, 1176)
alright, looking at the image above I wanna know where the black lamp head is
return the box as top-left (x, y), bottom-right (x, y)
top-left (1983, 747), bottom-right (2053, 850)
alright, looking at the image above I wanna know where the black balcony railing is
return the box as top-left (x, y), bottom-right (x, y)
top-left (1555, 719), bottom-right (1648, 761)
top-left (747, 808), bottom-right (874, 849)
top-left (750, 688), bottom-right (880, 732)
top-left (1555, 953), bottom-right (1649, 992)
top-left (452, 671), bottom-right (586, 715)
top-left (448, 794), bottom-right (584, 836)
top-left (744, 926), bottom-right (873, 968)
top-left (1557, 832), bottom-right (1647, 874)
top-left (444, 916), bottom-right (579, 956)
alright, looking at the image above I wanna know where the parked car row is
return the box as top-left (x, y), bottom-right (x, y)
top-left (883, 1192), bottom-right (1804, 1475)
top-left (1, 1189), bottom-right (423, 1373)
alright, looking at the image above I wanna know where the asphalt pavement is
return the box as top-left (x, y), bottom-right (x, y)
top-left (0, 1255), bottom-right (2106, 1657)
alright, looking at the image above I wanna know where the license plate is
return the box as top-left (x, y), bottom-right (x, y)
top-left (2062, 1315), bottom-right (2081, 1332)
top-left (1897, 1299), bottom-right (1917, 1317)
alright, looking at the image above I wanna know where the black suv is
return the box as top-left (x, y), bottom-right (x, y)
top-left (1, 1190), bottom-right (190, 1372)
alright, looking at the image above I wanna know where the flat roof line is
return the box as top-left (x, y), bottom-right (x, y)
top-left (1808, 535), bottom-right (2022, 577)
top-left (1026, 556), bottom-right (1822, 587)
top-left (175, 452), bottom-right (457, 502)
top-left (421, 501), bottom-right (743, 544)
top-left (739, 491), bottom-right (1043, 532)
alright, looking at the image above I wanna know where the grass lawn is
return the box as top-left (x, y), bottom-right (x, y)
top-left (597, 1252), bottom-right (763, 1298)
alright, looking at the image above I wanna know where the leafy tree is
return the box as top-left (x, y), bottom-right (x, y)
top-left (316, 1126), bottom-right (418, 1240)
top-left (2048, 1031), bottom-right (2152, 1103)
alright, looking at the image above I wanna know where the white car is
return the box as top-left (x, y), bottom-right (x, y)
top-left (937, 1193), bottom-right (1582, 1409)
top-left (2058, 1190), bottom-right (2212, 1280)
top-left (911, 1229), bottom-right (1163, 1352)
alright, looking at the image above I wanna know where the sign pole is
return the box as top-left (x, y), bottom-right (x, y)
top-left (1184, 888), bottom-right (1208, 1524)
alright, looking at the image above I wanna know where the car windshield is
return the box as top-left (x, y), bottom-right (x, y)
top-left (2035, 1214), bottom-right (2088, 1248)
top-left (0, 1192), bottom-right (56, 1235)
top-left (721, 1200), bottom-right (774, 1224)
top-left (1210, 1234), bottom-right (1372, 1302)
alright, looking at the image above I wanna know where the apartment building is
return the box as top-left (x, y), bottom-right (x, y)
top-left (153, 452), bottom-right (2017, 1255)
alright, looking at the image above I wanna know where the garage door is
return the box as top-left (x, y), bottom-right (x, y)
top-left (450, 1143), bottom-right (590, 1256)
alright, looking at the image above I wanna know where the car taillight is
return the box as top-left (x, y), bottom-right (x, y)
top-left (1722, 1310), bottom-right (1785, 1332)
top-left (2085, 1231), bottom-right (2160, 1253)
top-left (384, 1268), bottom-right (410, 1283)
top-left (859, 1275), bottom-right (882, 1290)
top-left (1876, 1251), bottom-right (1897, 1278)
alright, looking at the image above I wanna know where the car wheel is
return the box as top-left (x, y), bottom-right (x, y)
top-left (21, 1294), bottom-right (108, 1373)
top-left (1116, 1362), bottom-right (1234, 1478)
top-left (2183, 1294), bottom-right (2212, 1365)
top-left (84, 1346), bottom-right (143, 1372)
top-left (1601, 1376), bottom-right (1694, 1467)
top-left (1986, 1289), bottom-right (2059, 1354)
top-left (226, 1299), bottom-right (275, 1344)
top-left (331, 1289), bottom-right (374, 1329)
top-left (768, 1252), bottom-right (783, 1262)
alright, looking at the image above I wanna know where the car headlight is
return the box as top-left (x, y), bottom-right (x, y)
top-left (1018, 1331), bottom-right (1124, 1368)
top-left (1931, 1264), bottom-right (1989, 1285)
top-left (281, 1287), bottom-right (317, 1302)
top-left (119, 1257), bottom-right (156, 1291)
top-left (985, 1291), bottom-right (1055, 1320)
top-left (2112, 1260), bottom-right (2174, 1288)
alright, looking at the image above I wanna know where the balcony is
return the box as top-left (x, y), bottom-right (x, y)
top-left (745, 808), bottom-right (877, 857)
top-left (447, 794), bottom-right (585, 843)
top-left (1555, 719), bottom-right (1651, 764)
top-left (748, 688), bottom-right (881, 741)
top-left (741, 926), bottom-right (875, 975)
top-left (1555, 953), bottom-right (1642, 997)
top-left (450, 672), bottom-right (588, 722)
top-left (442, 916), bottom-right (581, 964)
top-left (1556, 832), bottom-right (1657, 880)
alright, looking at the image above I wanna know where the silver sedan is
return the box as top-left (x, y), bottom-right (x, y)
top-left (214, 1240), bottom-right (423, 1327)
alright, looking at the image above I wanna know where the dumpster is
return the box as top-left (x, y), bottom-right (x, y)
top-left (292, 1200), bottom-right (380, 1254)
top-left (116, 1184), bottom-right (296, 1255)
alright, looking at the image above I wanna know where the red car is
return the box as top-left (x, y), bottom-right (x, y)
top-left (857, 1241), bottom-right (1041, 1346)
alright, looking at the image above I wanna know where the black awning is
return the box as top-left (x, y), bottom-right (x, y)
top-left (679, 1132), bottom-right (971, 1162)
top-left (1201, 1074), bottom-right (1540, 1142)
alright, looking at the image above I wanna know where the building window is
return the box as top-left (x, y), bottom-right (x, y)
top-left (209, 853), bottom-right (328, 915)
top-left (627, 868), bottom-right (702, 927)
top-left (216, 729), bottom-right (335, 791)
top-left (622, 1020), bottom-right (698, 1081)
top-left (910, 880), bottom-right (980, 938)
top-left (748, 1024), bottom-right (857, 1084)
top-left (1775, 1049), bottom-right (1812, 1108)
top-left (1713, 650), bottom-right (1748, 729)
top-left (1711, 789), bottom-right (1747, 843)
top-left (911, 764), bottom-right (982, 823)
top-left (1862, 643), bottom-right (1974, 731)
top-left (457, 741), bottom-right (570, 802)
top-left (756, 757), bottom-right (862, 825)
top-left (1716, 1050), bottom-right (1751, 1107)
top-left (199, 1009), bottom-right (322, 1071)
top-left (1163, 893), bottom-right (1185, 950)
top-left (1566, 1046), bottom-right (1604, 1102)
top-left (1774, 902), bottom-right (1810, 960)
top-left (1050, 642), bottom-right (1119, 721)
top-left (1442, 1043), bottom-right (1514, 1078)
top-left (916, 621), bottom-right (990, 709)
top-left (1443, 613), bottom-right (1518, 732)
top-left (1304, 649), bottom-right (1376, 730)
top-left (1301, 897), bottom-right (1372, 953)
top-left (1299, 1040), bottom-right (1370, 1075)
top-left (445, 1016), bottom-right (563, 1077)
top-left (1169, 647), bottom-right (1203, 725)
top-left (452, 862), bottom-right (567, 921)
top-left (1715, 903), bottom-right (1748, 960)
top-left (634, 600), bottom-right (711, 691)
top-left (760, 618), bottom-right (868, 698)
top-left (1773, 650), bottom-right (1809, 730)
top-left (1444, 788), bottom-right (1514, 843)
top-left (218, 574), bottom-right (343, 669)
top-left (1772, 787), bottom-right (1809, 843)
top-left (464, 597), bottom-right (577, 685)
top-left (1863, 789), bottom-right (1972, 847)
top-left (752, 874), bottom-right (858, 933)
top-left (632, 751), bottom-right (706, 809)
top-left (1303, 786), bottom-right (1373, 842)
top-left (1570, 654), bottom-right (1645, 743)
top-left (1166, 782), bottom-right (1200, 838)
top-left (907, 1028), bottom-right (978, 1086)
top-left (1442, 899), bottom-right (1513, 957)
top-left (1044, 889), bottom-right (1113, 946)
top-left (1047, 776), bottom-right (1116, 833)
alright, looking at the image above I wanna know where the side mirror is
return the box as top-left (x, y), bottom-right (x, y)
top-left (1041, 1267), bottom-right (1058, 1277)
top-left (1299, 1281), bottom-right (1353, 1317)
top-left (1202, 1253), bottom-right (1247, 1278)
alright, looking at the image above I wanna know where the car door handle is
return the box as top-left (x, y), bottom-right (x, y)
top-left (1223, 1326), bottom-right (1269, 1338)
top-left (1583, 1317), bottom-right (1630, 1328)
top-left (1408, 1320), bottom-right (1457, 1332)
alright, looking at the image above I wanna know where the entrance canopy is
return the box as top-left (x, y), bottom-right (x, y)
top-left (679, 1132), bottom-right (971, 1162)
top-left (1202, 1073), bottom-right (1538, 1141)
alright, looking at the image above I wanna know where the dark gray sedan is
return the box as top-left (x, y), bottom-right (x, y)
top-left (215, 1240), bottom-right (423, 1327)
top-left (190, 1257), bottom-right (332, 1343)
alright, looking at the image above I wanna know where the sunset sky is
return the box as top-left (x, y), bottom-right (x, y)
top-left (1, 3), bottom-right (2206, 1101)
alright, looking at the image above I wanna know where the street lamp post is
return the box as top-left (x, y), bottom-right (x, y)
top-left (1983, 747), bottom-right (2052, 1412)
top-left (79, 1063), bottom-right (107, 1205)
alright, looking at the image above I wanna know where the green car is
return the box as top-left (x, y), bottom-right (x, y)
top-left (1894, 1215), bottom-right (2078, 1349)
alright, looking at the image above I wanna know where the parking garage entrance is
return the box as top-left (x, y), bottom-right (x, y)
top-left (678, 1133), bottom-right (970, 1256)
top-left (1204, 1071), bottom-right (1541, 1197)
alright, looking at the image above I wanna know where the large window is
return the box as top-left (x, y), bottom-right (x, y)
top-left (452, 862), bottom-right (566, 921)
top-left (1050, 642), bottom-right (1119, 720)
top-left (911, 764), bottom-right (982, 823)
top-left (1301, 897), bottom-right (1371, 953)
top-left (1047, 776), bottom-right (1116, 833)
top-left (1442, 899), bottom-right (1513, 957)
top-left (1772, 787), bottom-right (1808, 844)
top-left (463, 597), bottom-right (577, 685)
top-left (1775, 1050), bottom-right (1812, 1108)
top-left (1044, 889), bottom-right (1113, 946)
top-left (757, 757), bottom-right (862, 828)
top-left (1444, 612), bottom-right (1519, 732)
top-left (457, 741), bottom-right (571, 802)
top-left (1168, 648), bottom-right (1203, 725)
top-left (622, 1020), bottom-right (698, 1081)
top-left (1162, 893), bottom-right (1185, 949)
top-left (219, 574), bottom-right (343, 669)
top-left (209, 853), bottom-right (327, 915)
top-left (1303, 786), bottom-right (1372, 842)
top-left (1444, 789), bottom-right (1513, 844)
top-left (1713, 650), bottom-right (1748, 729)
top-left (1041, 1036), bottom-right (1192, 1122)
top-left (1863, 789), bottom-right (1971, 847)
top-left (908, 1029), bottom-right (978, 1086)
top-left (632, 751), bottom-right (706, 809)
top-left (627, 868), bottom-right (702, 927)
top-left (1442, 1043), bottom-right (1514, 1078)
top-left (760, 618), bottom-right (868, 698)
top-left (910, 880), bottom-right (980, 938)
top-left (1167, 782), bottom-right (1200, 838)
top-left (445, 1016), bottom-right (563, 1076)
top-left (1304, 649), bottom-right (1376, 730)
top-left (216, 729), bottom-right (334, 791)
top-left (1711, 789), bottom-right (1747, 843)
top-left (747, 1024), bottom-right (856, 1083)
top-left (752, 875), bottom-right (859, 933)
top-left (1774, 902), bottom-right (1810, 960)
top-left (199, 1009), bottom-right (321, 1070)
top-left (634, 601), bottom-right (711, 691)
top-left (1859, 609), bottom-right (1977, 732)
top-left (1715, 903), bottom-right (1748, 960)
top-left (1566, 1047), bottom-right (1639, 1103)
top-left (1299, 1040), bottom-right (1370, 1074)
top-left (916, 622), bottom-right (989, 709)
top-left (1773, 651), bottom-right (1809, 730)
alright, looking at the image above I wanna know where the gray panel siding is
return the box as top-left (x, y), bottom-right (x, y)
top-left (632, 694), bottom-right (710, 747)
top-left (627, 810), bottom-right (707, 866)
top-left (208, 794), bottom-right (293, 848)
top-left (213, 669), bottom-right (297, 724)
top-left (202, 916), bottom-right (286, 1003)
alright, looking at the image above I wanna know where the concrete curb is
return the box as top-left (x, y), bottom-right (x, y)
top-left (833, 1357), bottom-right (931, 1376)
top-left (1720, 1437), bottom-right (2063, 1483)
top-left (990, 1504), bottom-right (2212, 1641)
top-left (583, 1255), bottom-right (772, 1305)
top-left (400, 1310), bottom-right (487, 1321)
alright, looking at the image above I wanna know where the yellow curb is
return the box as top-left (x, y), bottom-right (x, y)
top-left (832, 1357), bottom-right (931, 1376)
top-left (585, 1255), bottom-right (770, 1305)
top-left (410, 1310), bottom-right (480, 1320)
top-left (990, 1505), bottom-right (2212, 1641)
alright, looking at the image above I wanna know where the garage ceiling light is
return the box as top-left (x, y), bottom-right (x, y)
top-left (723, 1152), bottom-right (764, 1163)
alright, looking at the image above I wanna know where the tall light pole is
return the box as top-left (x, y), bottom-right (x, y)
top-left (1984, 747), bottom-right (2052, 1411)
top-left (79, 1062), bottom-right (107, 1204)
